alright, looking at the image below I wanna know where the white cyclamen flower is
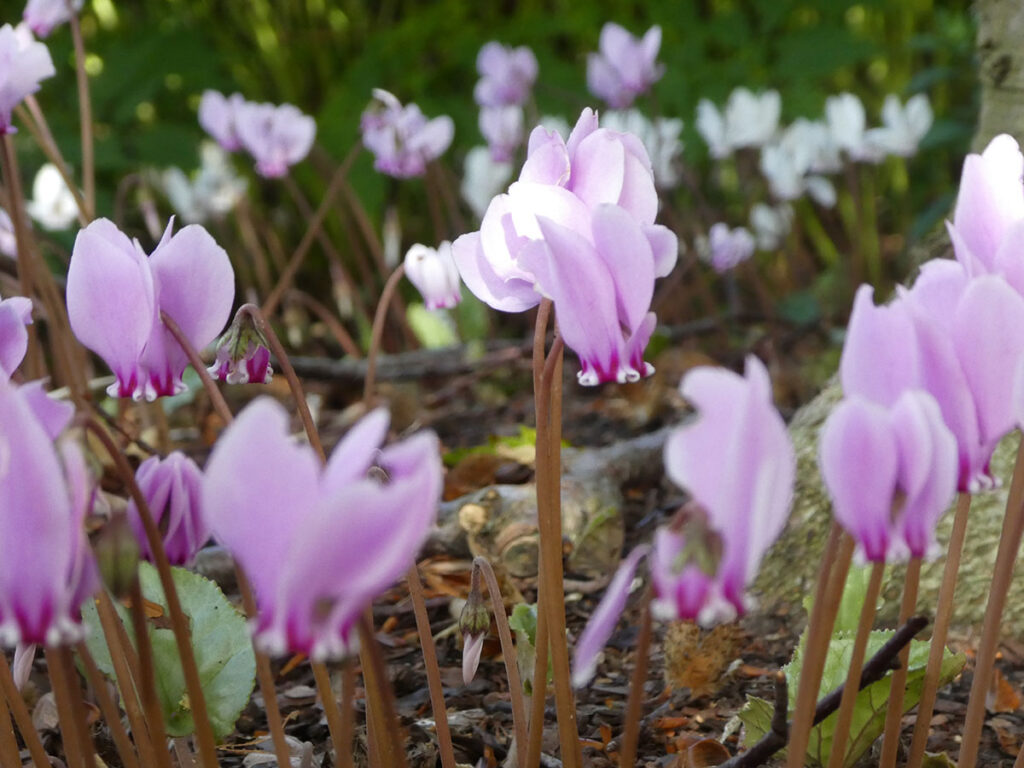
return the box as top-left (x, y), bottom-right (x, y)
top-left (25, 163), bottom-right (77, 230)
top-left (602, 109), bottom-right (683, 189)
top-left (404, 241), bottom-right (461, 310)
top-left (461, 146), bottom-right (513, 219)
top-left (865, 94), bottom-right (933, 158)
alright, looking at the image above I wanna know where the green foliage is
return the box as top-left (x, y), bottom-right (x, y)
top-left (508, 602), bottom-right (552, 695)
top-left (82, 563), bottom-right (256, 739)
top-left (406, 302), bottom-right (459, 348)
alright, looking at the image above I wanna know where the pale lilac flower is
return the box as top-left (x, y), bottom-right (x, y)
top-left (865, 94), bottom-right (932, 158)
top-left (573, 356), bottom-right (794, 685)
top-left (461, 146), bottom-right (513, 219)
top-left (23, 0), bottom-right (83, 38)
top-left (453, 108), bottom-right (678, 384)
top-left (0, 293), bottom-right (31, 380)
top-left (67, 218), bottom-right (235, 401)
top-left (235, 101), bottom-right (316, 178)
top-left (203, 400), bottom-right (442, 659)
top-left (700, 223), bottom-right (755, 273)
top-left (474, 42), bottom-right (538, 108)
top-left (405, 241), bottom-right (461, 310)
top-left (601, 109), bottom-right (683, 189)
top-left (749, 203), bottom-right (793, 251)
top-left (0, 208), bottom-right (15, 258)
top-left (0, 377), bottom-right (97, 647)
top-left (479, 106), bottom-right (523, 163)
top-left (587, 23), bottom-right (664, 109)
top-left (361, 89), bottom-right (454, 179)
top-left (162, 142), bottom-right (248, 224)
top-left (826, 92), bottom-right (884, 163)
top-left (462, 632), bottom-right (485, 685)
top-left (26, 163), bottom-right (78, 230)
top-left (12, 643), bottom-right (34, 689)
top-left (842, 268), bottom-right (1024, 492)
top-left (198, 90), bottom-right (246, 152)
top-left (0, 22), bottom-right (55, 134)
top-left (126, 453), bottom-right (209, 566)
top-left (820, 391), bottom-right (957, 562)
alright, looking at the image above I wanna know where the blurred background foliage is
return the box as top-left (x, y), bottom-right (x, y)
top-left (16, 0), bottom-right (978, 326)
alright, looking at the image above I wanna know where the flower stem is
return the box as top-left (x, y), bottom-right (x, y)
top-left (44, 646), bottom-right (95, 768)
top-left (618, 593), bottom-right (654, 768)
top-left (84, 419), bottom-right (220, 768)
top-left (905, 492), bottom-right (973, 768)
top-left (363, 263), bottom-right (406, 408)
top-left (14, 99), bottom-right (90, 224)
top-left (878, 556), bottom-right (922, 767)
top-left (532, 300), bottom-right (581, 768)
top-left (77, 641), bottom-right (142, 768)
top-left (526, 571), bottom-right (550, 766)
top-left (958, 445), bottom-right (1024, 768)
top-left (0, 676), bottom-right (22, 768)
top-left (312, 661), bottom-right (355, 768)
top-left (785, 525), bottom-right (854, 768)
top-left (262, 144), bottom-right (360, 318)
top-left (358, 613), bottom-right (408, 768)
top-left (287, 290), bottom-right (362, 358)
top-left (69, 12), bottom-right (95, 216)
top-left (126, 581), bottom-right (175, 768)
top-left (406, 564), bottom-right (457, 768)
top-left (159, 310), bottom-right (235, 426)
top-left (825, 561), bottom-right (885, 768)
top-left (0, 652), bottom-right (51, 768)
top-left (474, 556), bottom-right (528, 768)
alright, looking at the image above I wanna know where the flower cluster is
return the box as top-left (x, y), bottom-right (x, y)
top-left (586, 22), bottom-right (664, 109)
top-left (453, 108), bottom-right (678, 385)
top-left (160, 142), bottom-right (248, 224)
top-left (203, 400), bottom-right (442, 659)
top-left (198, 90), bottom-right (316, 178)
top-left (0, 22), bottom-right (55, 134)
top-left (67, 218), bottom-right (235, 400)
top-left (361, 89), bottom-right (454, 179)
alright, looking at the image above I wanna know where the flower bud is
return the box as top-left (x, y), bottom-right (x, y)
top-left (126, 453), bottom-right (210, 566)
top-left (459, 568), bottom-right (491, 684)
top-left (208, 306), bottom-right (273, 385)
top-left (92, 513), bottom-right (140, 600)
top-left (404, 242), bottom-right (461, 310)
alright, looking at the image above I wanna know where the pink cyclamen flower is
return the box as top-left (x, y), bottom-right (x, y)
top-left (703, 223), bottom-right (755, 273)
top-left (586, 23), bottom-right (664, 109)
top-left (126, 453), bottom-right (209, 566)
top-left (203, 399), bottom-right (442, 659)
top-left (452, 108), bottom-right (678, 385)
top-left (0, 22), bottom-right (55, 134)
top-left (361, 89), bottom-right (454, 179)
top-left (404, 241), bottom-right (461, 310)
top-left (474, 42), bottom-right (538, 108)
top-left (0, 377), bottom-right (97, 647)
top-left (0, 293), bottom-right (32, 380)
top-left (67, 218), bottom-right (235, 401)
top-left (479, 105), bottom-right (524, 163)
top-left (573, 356), bottom-right (794, 686)
top-left (198, 90), bottom-right (247, 152)
top-left (234, 101), bottom-right (316, 178)
top-left (208, 305), bottom-right (273, 385)
top-left (842, 267), bottom-right (1024, 492)
top-left (820, 391), bottom-right (957, 562)
top-left (23, 0), bottom-right (83, 38)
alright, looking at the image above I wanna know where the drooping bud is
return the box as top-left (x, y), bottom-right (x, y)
top-left (459, 564), bottom-right (491, 684)
top-left (126, 453), bottom-right (210, 566)
top-left (208, 305), bottom-right (273, 385)
top-left (92, 513), bottom-right (141, 600)
top-left (404, 242), bottom-right (461, 310)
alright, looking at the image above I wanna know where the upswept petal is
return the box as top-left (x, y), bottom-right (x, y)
top-left (565, 108), bottom-right (599, 160)
top-left (321, 407), bottom-right (389, 494)
top-left (569, 131), bottom-right (625, 209)
top-left (590, 203), bottom-right (655, 330)
top-left (992, 219), bottom-right (1024, 297)
top-left (644, 224), bottom-right (679, 278)
top-left (16, 380), bottom-right (72, 439)
top-left (572, 545), bottom-right (649, 687)
top-left (202, 398), bottom-right (321, 606)
top-left (67, 219), bottom-right (156, 397)
top-left (0, 294), bottom-right (31, 377)
top-left (820, 397), bottom-right (899, 561)
top-left (617, 141), bottom-right (659, 223)
top-left (506, 181), bottom-right (593, 243)
top-left (520, 126), bottom-right (570, 186)
top-left (451, 231), bottom-right (539, 313)
top-left (952, 134), bottom-right (1024, 270)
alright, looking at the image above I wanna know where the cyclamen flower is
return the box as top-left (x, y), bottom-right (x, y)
top-left (461, 147), bottom-right (513, 219)
top-left (0, 22), bottom-right (55, 134)
top-left (0, 377), bottom-right (97, 647)
top-left (0, 208), bottom-right (15, 258)
top-left (452, 108), bottom-right (678, 385)
top-left (864, 94), bottom-right (932, 158)
top-left (474, 42), bottom-right (538, 108)
top-left (0, 293), bottom-right (32, 380)
top-left (26, 163), bottom-right (78, 230)
top-left (361, 89), bottom-right (454, 179)
top-left (821, 391), bottom-right (957, 562)
top-left (841, 269), bottom-right (1024, 492)
top-left (126, 453), bottom-right (209, 566)
top-left (601, 109), bottom-right (683, 189)
top-left (825, 92), bottom-right (884, 163)
top-left (235, 101), bottom-right (316, 178)
top-left (203, 399), bottom-right (442, 659)
top-left (749, 203), bottom-right (793, 251)
top-left (23, 0), bottom-right (83, 38)
top-left (404, 241), bottom-right (461, 310)
top-left (208, 305), bottom-right (272, 386)
top-left (701, 223), bottom-right (755, 273)
top-left (573, 357), bottom-right (794, 685)
top-left (67, 218), bottom-right (235, 401)
top-left (696, 88), bottom-right (781, 158)
top-left (479, 106), bottom-right (524, 163)
top-left (162, 142), bottom-right (248, 225)
top-left (198, 90), bottom-right (246, 152)
top-left (587, 23), bottom-right (664, 109)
